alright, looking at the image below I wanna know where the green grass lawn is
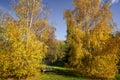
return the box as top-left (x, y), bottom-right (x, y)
top-left (1, 66), bottom-right (120, 80)
top-left (116, 74), bottom-right (120, 80)
top-left (40, 73), bottom-right (87, 80)
top-left (39, 66), bottom-right (89, 80)
top-left (40, 71), bottom-right (120, 80)
top-left (39, 66), bottom-right (120, 80)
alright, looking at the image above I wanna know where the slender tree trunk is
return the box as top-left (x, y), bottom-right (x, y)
top-left (30, 0), bottom-right (35, 28)
top-left (26, 0), bottom-right (30, 27)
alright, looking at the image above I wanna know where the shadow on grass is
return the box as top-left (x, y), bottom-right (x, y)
top-left (52, 68), bottom-right (120, 80)
top-left (116, 75), bottom-right (120, 80)
top-left (53, 68), bottom-right (77, 77)
top-left (43, 66), bottom-right (120, 80)
top-left (43, 66), bottom-right (87, 79)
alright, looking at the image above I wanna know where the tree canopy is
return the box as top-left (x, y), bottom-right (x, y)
top-left (64, 0), bottom-right (120, 79)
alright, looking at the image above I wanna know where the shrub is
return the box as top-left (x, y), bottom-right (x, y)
top-left (0, 22), bottom-right (46, 79)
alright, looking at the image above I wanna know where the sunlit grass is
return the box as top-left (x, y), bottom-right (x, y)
top-left (40, 66), bottom-right (89, 80)
top-left (1, 66), bottom-right (120, 80)
top-left (40, 73), bottom-right (87, 80)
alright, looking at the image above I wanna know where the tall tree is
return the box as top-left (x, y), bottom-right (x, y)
top-left (64, 0), bottom-right (119, 79)
top-left (45, 39), bottom-right (66, 65)
top-left (13, 0), bottom-right (54, 43)
top-left (0, 0), bottom-right (52, 79)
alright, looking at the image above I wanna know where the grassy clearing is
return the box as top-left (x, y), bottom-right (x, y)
top-left (40, 72), bottom-right (87, 80)
top-left (1, 66), bottom-right (120, 80)
top-left (40, 73), bottom-right (120, 80)
top-left (40, 66), bottom-right (120, 80)
top-left (116, 74), bottom-right (120, 80)
top-left (39, 66), bottom-right (89, 80)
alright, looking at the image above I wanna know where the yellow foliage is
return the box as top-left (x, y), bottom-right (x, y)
top-left (65, 0), bottom-right (119, 79)
top-left (0, 22), bottom-right (46, 79)
top-left (0, 0), bottom-right (53, 79)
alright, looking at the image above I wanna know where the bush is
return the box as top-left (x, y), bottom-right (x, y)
top-left (0, 22), bottom-right (46, 79)
top-left (74, 54), bottom-right (118, 79)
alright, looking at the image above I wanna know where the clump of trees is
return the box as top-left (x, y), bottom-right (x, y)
top-left (45, 39), bottom-right (67, 65)
top-left (0, 22), bottom-right (46, 79)
top-left (0, 0), bottom-right (120, 80)
top-left (0, 0), bottom-right (53, 79)
top-left (64, 0), bottom-right (120, 79)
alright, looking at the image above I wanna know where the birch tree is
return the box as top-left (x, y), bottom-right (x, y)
top-left (64, 0), bottom-right (119, 79)
top-left (0, 0), bottom-right (51, 79)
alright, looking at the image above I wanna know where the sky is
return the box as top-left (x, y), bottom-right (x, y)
top-left (0, 0), bottom-right (120, 40)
